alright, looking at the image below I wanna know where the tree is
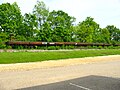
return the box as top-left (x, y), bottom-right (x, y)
top-left (38, 21), bottom-right (52, 41)
top-left (32, 1), bottom-right (50, 41)
top-left (75, 17), bottom-right (100, 43)
top-left (0, 2), bottom-right (23, 41)
top-left (99, 28), bottom-right (110, 43)
top-left (45, 10), bottom-right (75, 42)
top-left (0, 2), bottom-right (23, 33)
top-left (33, 0), bottom-right (49, 29)
top-left (106, 25), bottom-right (120, 43)
top-left (21, 13), bottom-right (38, 41)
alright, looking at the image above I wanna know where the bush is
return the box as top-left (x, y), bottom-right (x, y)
top-left (108, 46), bottom-right (114, 49)
top-left (56, 46), bottom-right (60, 50)
top-left (92, 46), bottom-right (98, 49)
top-left (68, 45), bottom-right (75, 49)
top-left (98, 46), bottom-right (103, 49)
top-left (0, 44), bottom-right (6, 49)
top-left (6, 45), bottom-right (12, 49)
top-left (36, 46), bottom-right (46, 50)
top-left (0, 39), bottom-right (6, 49)
top-left (47, 46), bottom-right (56, 50)
top-left (17, 45), bottom-right (24, 49)
top-left (114, 46), bottom-right (120, 49)
top-left (61, 45), bottom-right (65, 49)
top-left (87, 46), bottom-right (92, 49)
top-left (103, 46), bottom-right (108, 49)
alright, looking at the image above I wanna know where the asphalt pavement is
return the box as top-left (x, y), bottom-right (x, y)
top-left (19, 75), bottom-right (120, 90)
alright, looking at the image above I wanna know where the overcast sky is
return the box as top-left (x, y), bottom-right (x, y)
top-left (0, 0), bottom-right (120, 28)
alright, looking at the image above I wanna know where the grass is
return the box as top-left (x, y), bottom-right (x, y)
top-left (0, 49), bottom-right (120, 64)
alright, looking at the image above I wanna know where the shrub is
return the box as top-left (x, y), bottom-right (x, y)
top-left (108, 46), bottom-right (114, 49)
top-left (98, 46), bottom-right (103, 49)
top-left (0, 40), bottom-right (6, 49)
top-left (61, 45), bottom-right (65, 49)
top-left (114, 46), bottom-right (120, 49)
top-left (6, 45), bottom-right (12, 49)
top-left (47, 46), bottom-right (56, 50)
top-left (0, 44), bottom-right (6, 49)
top-left (17, 45), bottom-right (24, 49)
top-left (68, 45), bottom-right (75, 49)
top-left (87, 46), bottom-right (92, 49)
top-left (92, 46), bottom-right (98, 49)
top-left (56, 46), bottom-right (60, 50)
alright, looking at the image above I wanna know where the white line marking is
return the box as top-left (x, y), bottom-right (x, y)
top-left (69, 83), bottom-right (92, 90)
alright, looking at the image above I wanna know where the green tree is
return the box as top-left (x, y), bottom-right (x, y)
top-left (0, 2), bottom-right (23, 34)
top-left (0, 2), bottom-right (23, 43)
top-left (75, 17), bottom-right (100, 43)
top-left (106, 25), bottom-right (120, 44)
top-left (99, 28), bottom-right (110, 43)
top-left (0, 32), bottom-right (8, 48)
top-left (21, 13), bottom-right (38, 41)
top-left (33, 1), bottom-right (49, 41)
top-left (33, 0), bottom-right (49, 29)
top-left (46, 10), bottom-right (75, 42)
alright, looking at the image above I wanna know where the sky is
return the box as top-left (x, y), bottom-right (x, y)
top-left (0, 0), bottom-right (120, 28)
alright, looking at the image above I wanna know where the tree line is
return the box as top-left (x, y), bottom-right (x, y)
top-left (0, 1), bottom-right (120, 48)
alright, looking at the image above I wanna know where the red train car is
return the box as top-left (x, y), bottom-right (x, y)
top-left (6, 41), bottom-right (117, 47)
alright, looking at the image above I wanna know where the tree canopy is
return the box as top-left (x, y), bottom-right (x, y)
top-left (0, 1), bottom-right (120, 46)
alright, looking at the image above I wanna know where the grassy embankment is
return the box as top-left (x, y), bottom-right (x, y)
top-left (0, 49), bottom-right (120, 64)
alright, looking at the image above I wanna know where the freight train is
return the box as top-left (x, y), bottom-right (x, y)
top-left (6, 41), bottom-right (120, 48)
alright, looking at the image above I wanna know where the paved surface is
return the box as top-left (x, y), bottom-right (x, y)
top-left (19, 75), bottom-right (120, 90)
top-left (0, 56), bottom-right (120, 90)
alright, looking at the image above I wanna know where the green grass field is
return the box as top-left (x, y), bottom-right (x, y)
top-left (0, 49), bottom-right (120, 64)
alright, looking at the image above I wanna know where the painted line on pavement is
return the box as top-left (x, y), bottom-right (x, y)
top-left (69, 83), bottom-right (92, 90)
